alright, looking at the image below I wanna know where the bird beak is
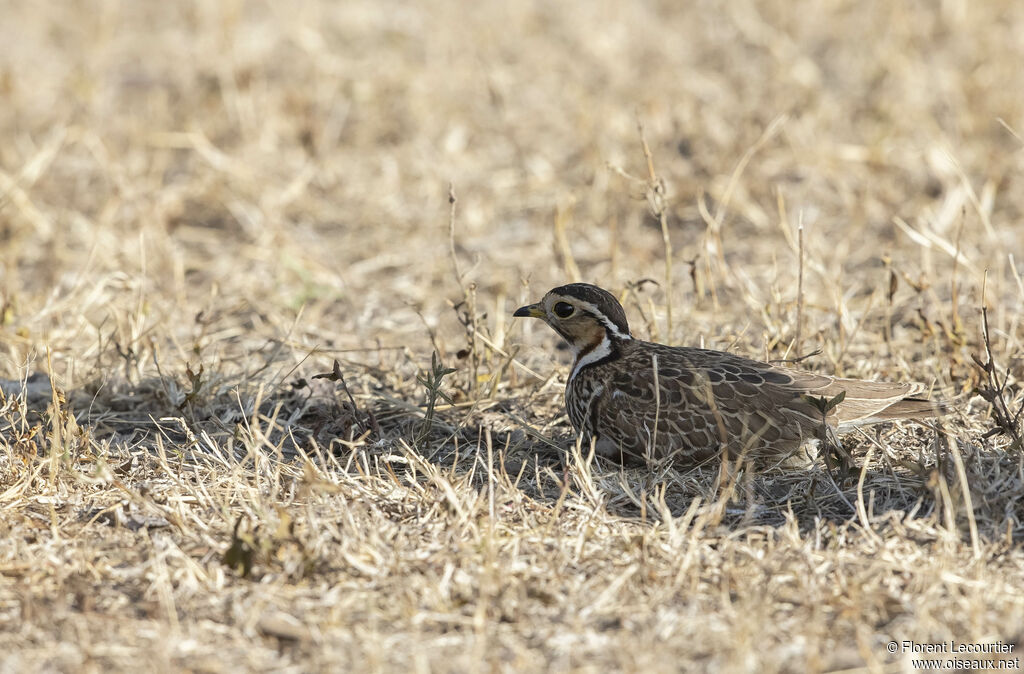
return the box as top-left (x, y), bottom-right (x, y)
top-left (513, 303), bottom-right (545, 319)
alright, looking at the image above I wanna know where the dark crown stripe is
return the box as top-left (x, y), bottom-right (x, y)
top-left (551, 283), bottom-right (631, 337)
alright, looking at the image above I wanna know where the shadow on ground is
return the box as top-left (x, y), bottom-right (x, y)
top-left (9, 366), bottom-right (1014, 546)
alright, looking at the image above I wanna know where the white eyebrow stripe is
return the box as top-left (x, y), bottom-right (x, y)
top-left (572, 299), bottom-right (631, 340)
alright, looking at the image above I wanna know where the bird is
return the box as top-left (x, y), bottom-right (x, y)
top-left (513, 283), bottom-right (946, 467)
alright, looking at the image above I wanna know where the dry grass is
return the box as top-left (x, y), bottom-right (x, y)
top-left (2, 1), bottom-right (1024, 671)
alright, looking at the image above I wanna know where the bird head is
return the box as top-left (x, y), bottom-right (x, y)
top-left (513, 283), bottom-right (631, 354)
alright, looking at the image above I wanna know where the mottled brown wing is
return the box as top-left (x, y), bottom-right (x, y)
top-left (588, 342), bottom-right (944, 465)
top-left (595, 361), bottom-right (726, 463)
top-left (594, 344), bottom-right (822, 462)
top-left (662, 349), bottom-right (940, 432)
top-left (776, 368), bottom-right (939, 428)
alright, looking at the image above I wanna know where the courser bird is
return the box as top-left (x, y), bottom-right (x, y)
top-left (514, 283), bottom-right (946, 466)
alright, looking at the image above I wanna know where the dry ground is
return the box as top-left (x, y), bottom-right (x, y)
top-left (2, 1), bottom-right (1024, 672)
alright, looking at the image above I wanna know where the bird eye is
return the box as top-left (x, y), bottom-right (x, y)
top-left (553, 302), bottom-right (574, 318)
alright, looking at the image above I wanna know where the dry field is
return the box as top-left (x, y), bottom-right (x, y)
top-left (2, 1), bottom-right (1024, 672)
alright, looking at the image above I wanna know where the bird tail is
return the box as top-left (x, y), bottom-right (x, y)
top-left (836, 396), bottom-right (949, 431)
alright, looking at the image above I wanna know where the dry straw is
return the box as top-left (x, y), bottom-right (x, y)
top-left (1, 0), bottom-right (1023, 671)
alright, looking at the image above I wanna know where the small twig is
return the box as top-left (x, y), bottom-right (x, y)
top-left (997, 117), bottom-right (1024, 147)
top-left (553, 199), bottom-right (581, 282)
top-left (447, 183), bottom-right (463, 287)
top-left (883, 254), bottom-right (897, 350)
top-left (946, 430), bottom-right (981, 558)
top-left (950, 208), bottom-right (966, 343)
top-left (803, 391), bottom-right (851, 478)
top-left (414, 352), bottom-right (457, 455)
top-left (312, 359), bottom-right (371, 436)
top-left (650, 354), bottom-right (660, 463)
top-left (714, 114), bottom-right (787, 225)
top-left (971, 273), bottom-right (1024, 451)
top-left (623, 279), bottom-right (660, 340)
top-left (636, 115), bottom-right (673, 337)
top-left (820, 463), bottom-right (857, 516)
top-left (855, 445), bottom-right (882, 545)
top-left (769, 349), bottom-right (822, 365)
top-left (446, 183), bottom-right (484, 395)
top-left (451, 291), bottom-right (482, 397)
top-left (796, 214), bottom-right (805, 357)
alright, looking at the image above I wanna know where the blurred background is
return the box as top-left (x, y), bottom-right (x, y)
top-left (1, 0), bottom-right (1021, 387)
top-left (3, 3), bottom-right (1024, 670)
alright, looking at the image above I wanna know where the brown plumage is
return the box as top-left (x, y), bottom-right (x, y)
top-left (514, 283), bottom-right (947, 466)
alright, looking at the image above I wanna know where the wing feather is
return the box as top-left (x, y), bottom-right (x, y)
top-left (583, 342), bottom-right (944, 464)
